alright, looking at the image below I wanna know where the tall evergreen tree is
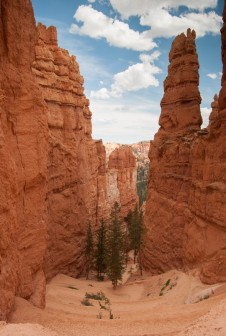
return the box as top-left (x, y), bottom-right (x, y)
top-left (127, 205), bottom-right (144, 263)
top-left (84, 223), bottom-right (94, 280)
top-left (105, 202), bottom-right (126, 289)
top-left (95, 218), bottom-right (107, 280)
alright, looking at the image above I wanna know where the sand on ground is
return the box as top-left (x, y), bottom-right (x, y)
top-left (1, 260), bottom-right (226, 336)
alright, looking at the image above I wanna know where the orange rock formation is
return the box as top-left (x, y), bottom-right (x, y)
top-left (32, 23), bottom-right (103, 280)
top-left (0, 2), bottom-right (139, 318)
top-left (0, 0), bottom-right (48, 319)
top-left (107, 146), bottom-right (138, 218)
top-left (143, 25), bottom-right (226, 284)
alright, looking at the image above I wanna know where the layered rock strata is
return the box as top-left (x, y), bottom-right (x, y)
top-left (143, 25), bottom-right (226, 284)
top-left (0, 0), bottom-right (139, 319)
top-left (32, 23), bottom-right (104, 280)
top-left (0, 0), bottom-right (48, 319)
top-left (107, 146), bottom-right (138, 218)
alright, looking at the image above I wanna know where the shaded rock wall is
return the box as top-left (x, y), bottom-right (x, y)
top-left (32, 24), bottom-right (138, 279)
top-left (143, 25), bottom-right (226, 284)
top-left (0, 0), bottom-right (48, 319)
top-left (32, 24), bottom-right (104, 280)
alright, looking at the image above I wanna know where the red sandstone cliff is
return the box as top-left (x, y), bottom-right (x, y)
top-left (0, 0), bottom-right (140, 320)
top-left (0, 0), bottom-right (48, 319)
top-left (32, 24), bottom-right (138, 278)
top-left (32, 23), bottom-right (106, 280)
top-left (143, 25), bottom-right (226, 284)
top-left (107, 146), bottom-right (138, 218)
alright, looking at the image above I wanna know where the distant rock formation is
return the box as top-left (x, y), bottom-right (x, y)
top-left (143, 24), bottom-right (226, 284)
top-left (105, 141), bottom-right (150, 207)
top-left (107, 146), bottom-right (138, 217)
top-left (208, 94), bottom-right (219, 127)
top-left (131, 142), bottom-right (150, 206)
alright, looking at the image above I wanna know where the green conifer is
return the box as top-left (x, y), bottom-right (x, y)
top-left (84, 223), bottom-right (94, 280)
top-left (105, 202), bottom-right (126, 289)
top-left (95, 219), bottom-right (107, 280)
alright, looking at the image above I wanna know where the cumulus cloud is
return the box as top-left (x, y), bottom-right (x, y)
top-left (141, 10), bottom-right (221, 38)
top-left (69, 5), bottom-right (156, 51)
top-left (201, 107), bottom-right (211, 128)
top-left (91, 51), bottom-right (161, 99)
top-left (109, 0), bottom-right (221, 39)
top-left (109, 0), bottom-right (218, 19)
top-left (207, 72), bottom-right (222, 80)
top-left (91, 88), bottom-right (110, 99)
top-left (207, 73), bottom-right (218, 79)
top-left (91, 98), bottom-right (160, 143)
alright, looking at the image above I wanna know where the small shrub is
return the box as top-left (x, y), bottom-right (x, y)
top-left (81, 298), bottom-right (93, 306)
top-left (99, 301), bottom-right (107, 310)
top-left (85, 291), bottom-right (107, 301)
top-left (67, 286), bottom-right (78, 290)
top-left (160, 278), bottom-right (172, 294)
top-left (165, 279), bottom-right (171, 287)
top-left (109, 309), bottom-right (114, 319)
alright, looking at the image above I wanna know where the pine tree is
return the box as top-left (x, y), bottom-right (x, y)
top-left (84, 223), bottom-right (94, 280)
top-left (95, 218), bottom-right (107, 281)
top-left (105, 202), bottom-right (126, 289)
top-left (127, 205), bottom-right (144, 263)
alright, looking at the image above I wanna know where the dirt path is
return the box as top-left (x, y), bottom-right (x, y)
top-left (1, 269), bottom-right (226, 336)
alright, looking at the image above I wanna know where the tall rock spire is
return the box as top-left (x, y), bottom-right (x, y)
top-left (159, 29), bottom-right (202, 133)
top-left (142, 22), bottom-right (226, 285)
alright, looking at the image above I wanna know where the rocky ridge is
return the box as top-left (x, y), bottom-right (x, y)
top-left (143, 25), bottom-right (226, 284)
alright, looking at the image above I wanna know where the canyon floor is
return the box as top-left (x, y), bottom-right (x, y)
top-left (1, 264), bottom-right (226, 336)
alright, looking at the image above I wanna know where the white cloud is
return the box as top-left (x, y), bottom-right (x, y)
top-left (91, 88), bottom-right (110, 99)
top-left (201, 107), bottom-right (211, 128)
top-left (109, 0), bottom-right (218, 19)
top-left (91, 51), bottom-right (161, 99)
top-left (69, 5), bottom-right (156, 51)
top-left (88, 0), bottom-right (96, 2)
top-left (109, 0), bottom-right (221, 39)
top-left (91, 97), bottom-right (160, 143)
top-left (207, 73), bottom-right (218, 79)
top-left (141, 10), bottom-right (221, 39)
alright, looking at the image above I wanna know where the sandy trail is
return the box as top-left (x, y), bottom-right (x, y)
top-left (1, 268), bottom-right (226, 336)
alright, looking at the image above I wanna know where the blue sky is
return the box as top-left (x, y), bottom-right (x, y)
top-left (32, 0), bottom-right (224, 144)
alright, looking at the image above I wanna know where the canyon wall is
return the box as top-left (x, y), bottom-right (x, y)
top-left (105, 142), bottom-right (149, 209)
top-left (32, 23), bottom-right (106, 280)
top-left (0, 0), bottom-right (48, 319)
top-left (143, 26), bottom-right (226, 284)
top-left (107, 146), bottom-right (138, 218)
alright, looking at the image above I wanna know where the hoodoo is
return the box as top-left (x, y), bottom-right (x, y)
top-left (143, 23), bottom-right (226, 284)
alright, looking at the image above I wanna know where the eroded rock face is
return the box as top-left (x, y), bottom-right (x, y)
top-left (143, 25), bottom-right (226, 284)
top-left (159, 29), bottom-right (202, 134)
top-left (0, 0), bottom-right (48, 319)
top-left (107, 146), bottom-right (138, 218)
top-left (0, 0), bottom-right (139, 320)
top-left (32, 24), bottom-right (103, 280)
